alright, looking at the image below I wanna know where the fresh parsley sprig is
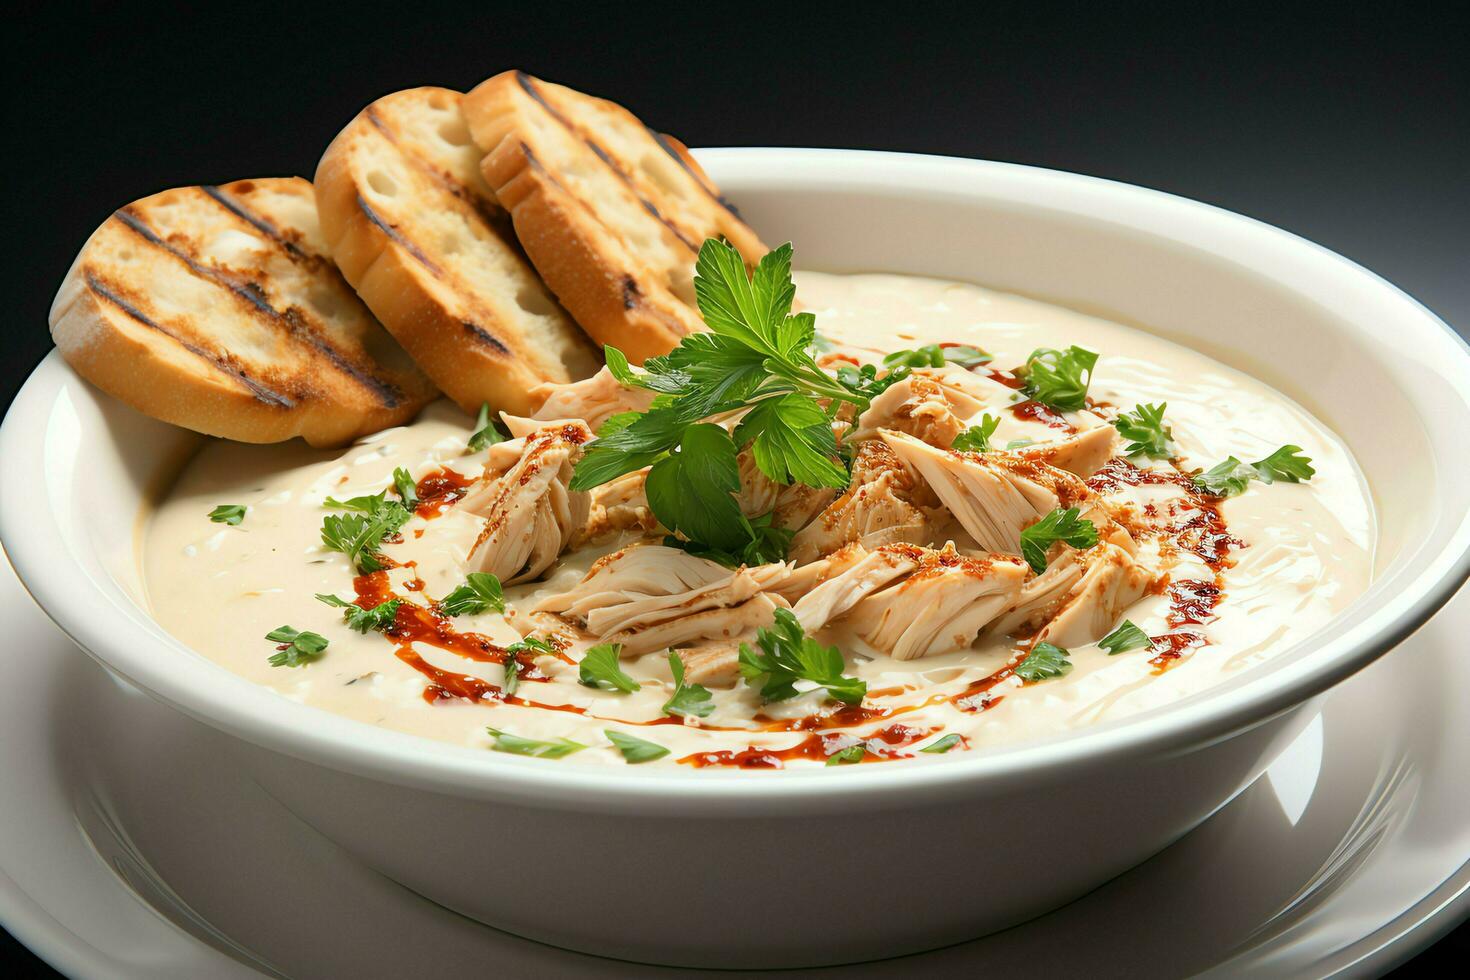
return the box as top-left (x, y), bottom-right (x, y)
top-left (486, 728), bottom-right (586, 759)
top-left (1195, 445), bottom-right (1315, 497)
top-left (208, 504), bottom-right (246, 525)
top-left (882, 343), bottom-right (992, 370)
top-left (315, 593), bottom-right (401, 633)
top-left (320, 496), bottom-right (410, 574)
top-left (1018, 345), bottom-right (1098, 412)
top-left (438, 572), bottom-right (505, 617)
top-left (1098, 620), bottom-right (1151, 654)
top-left (605, 730), bottom-right (670, 764)
top-left (1014, 641), bottom-right (1072, 681)
top-left (738, 609), bottom-right (866, 705)
top-left (264, 625), bottom-right (328, 668)
top-left (1018, 507), bottom-right (1099, 574)
top-left (952, 414), bottom-right (1001, 452)
top-left (571, 239), bottom-right (892, 565)
top-left (1113, 403), bottom-right (1176, 460)
top-left (662, 652), bottom-right (715, 719)
top-left (578, 642), bottom-right (640, 693)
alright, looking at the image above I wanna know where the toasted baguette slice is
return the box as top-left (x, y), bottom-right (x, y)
top-left (315, 86), bottom-right (600, 415)
top-left (49, 177), bottom-right (438, 446)
top-left (460, 71), bottom-right (768, 363)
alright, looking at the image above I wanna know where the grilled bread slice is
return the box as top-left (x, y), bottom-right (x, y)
top-left (314, 86), bottom-right (600, 415)
top-left (49, 177), bottom-right (438, 446)
top-left (460, 71), bottom-right (768, 363)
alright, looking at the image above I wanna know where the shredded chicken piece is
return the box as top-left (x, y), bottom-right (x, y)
top-left (1013, 411), bottom-right (1119, 478)
top-left (985, 542), bottom-right (1156, 647)
top-left (535, 545), bottom-right (790, 655)
top-left (737, 449), bottom-right (838, 531)
top-left (611, 593), bottom-right (788, 657)
top-left (460, 421), bottom-right (591, 584)
top-left (789, 441), bottom-right (934, 563)
top-left (528, 366), bottom-right (654, 431)
top-left (674, 641), bottom-right (743, 688)
top-left (850, 368), bottom-right (989, 447)
top-left (769, 542), bottom-right (871, 602)
top-left (792, 543), bottom-right (1029, 660)
top-left (579, 469), bottom-right (658, 541)
top-left (880, 429), bottom-right (1125, 555)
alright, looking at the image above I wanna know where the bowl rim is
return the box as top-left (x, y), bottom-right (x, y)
top-left (4, 146), bottom-right (1468, 815)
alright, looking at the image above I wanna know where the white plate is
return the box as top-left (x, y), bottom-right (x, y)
top-left (0, 546), bottom-right (1465, 979)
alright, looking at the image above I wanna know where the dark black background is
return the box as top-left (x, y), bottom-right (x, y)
top-left (4, 2), bottom-right (1466, 975)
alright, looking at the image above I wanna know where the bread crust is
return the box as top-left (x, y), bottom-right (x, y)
top-left (461, 72), bottom-right (767, 363)
top-left (49, 178), bottom-right (438, 446)
top-left (314, 86), bottom-right (599, 415)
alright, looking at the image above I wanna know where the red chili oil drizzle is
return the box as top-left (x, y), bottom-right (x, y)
top-left (1147, 631), bottom-right (1206, 673)
top-left (1010, 399), bottom-right (1074, 430)
top-left (1086, 458), bottom-right (1241, 668)
top-left (413, 466), bottom-right (472, 518)
top-left (680, 723), bottom-right (937, 769)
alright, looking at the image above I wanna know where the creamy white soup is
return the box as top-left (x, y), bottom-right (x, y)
top-left (145, 271), bottom-right (1374, 768)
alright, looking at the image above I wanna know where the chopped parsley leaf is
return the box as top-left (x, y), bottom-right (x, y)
top-left (1098, 620), bottom-right (1151, 654)
top-left (264, 625), bottom-right (328, 668)
top-left (208, 504), bottom-right (246, 525)
top-left (467, 403), bottom-right (507, 453)
top-left (1019, 345), bottom-right (1098, 412)
top-left (578, 642), bottom-right (640, 693)
top-left (738, 608), bottom-right (866, 705)
top-left (1113, 402), bottom-right (1175, 460)
top-left (662, 652), bottom-right (715, 719)
top-left (1018, 507), bottom-right (1099, 574)
top-left (826, 743), bottom-right (866, 766)
top-left (485, 728), bottom-right (585, 759)
top-left (919, 734), bottom-right (964, 754)
top-left (393, 467), bottom-right (418, 508)
top-left (438, 572), bottom-right (505, 617)
top-left (315, 593), bottom-right (400, 633)
top-left (1014, 641), bottom-right (1072, 681)
top-left (605, 730), bottom-right (670, 764)
top-left (951, 414), bottom-right (1001, 453)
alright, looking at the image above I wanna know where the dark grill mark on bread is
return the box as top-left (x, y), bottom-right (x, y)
top-left (622, 276), bottom-right (641, 309)
top-left (200, 185), bottom-right (313, 262)
top-left (83, 271), bottom-right (295, 408)
top-left (513, 71), bottom-right (697, 254)
top-left (646, 129), bottom-right (745, 219)
top-left (112, 206), bottom-right (408, 408)
top-left (363, 105), bottom-right (512, 240)
top-left (356, 195), bottom-right (442, 274)
top-left (460, 320), bottom-right (512, 355)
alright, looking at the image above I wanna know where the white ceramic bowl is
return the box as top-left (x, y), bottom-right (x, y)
top-left (4, 149), bottom-right (1468, 969)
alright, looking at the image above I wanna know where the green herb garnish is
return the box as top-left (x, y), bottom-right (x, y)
top-left (1098, 620), bottom-right (1151, 654)
top-left (1113, 403), bottom-right (1175, 460)
top-left (393, 467), bottom-right (418, 508)
top-left (570, 240), bottom-right (889, 565)
top-left (502, 635), bottom-right (555, 696)
top-left (467, 403), bottom-right (507, 453)
top-left (951, 414), bottom-right (1001, 453)
top-left (1019, 345), bottom-right (1098, 411)
top-left (315, 593), bottom-right (401, 633)
top-left (486, 728), bottom-right (586, 759)
top-left (605, 730), bottom-right (670, 764)
top-left (1014, 641), bottom-right (1072, 681)
top-left (738, 608), bottom-right (866, 704)
top-left (578, 642), bottom-right (640, 693)
top-left (826, 743), bottom-right (866, 766)
top-left (264, 625), bottom-right (328, 668)
top-left (319, 495), bottom-right (410, 573)
top-left (208, 504), bottom-right (246, 525)
top-left (1018, 507), bottom-right (1099, 574)
top-left (438, 572), bottom-right (505, 617)
top-left (662, 652), bottom-right (715, 719)
top-left (919, 734), bottom-right (964, 754)
top-left (1195, 446), bottom-right (1315, 497)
